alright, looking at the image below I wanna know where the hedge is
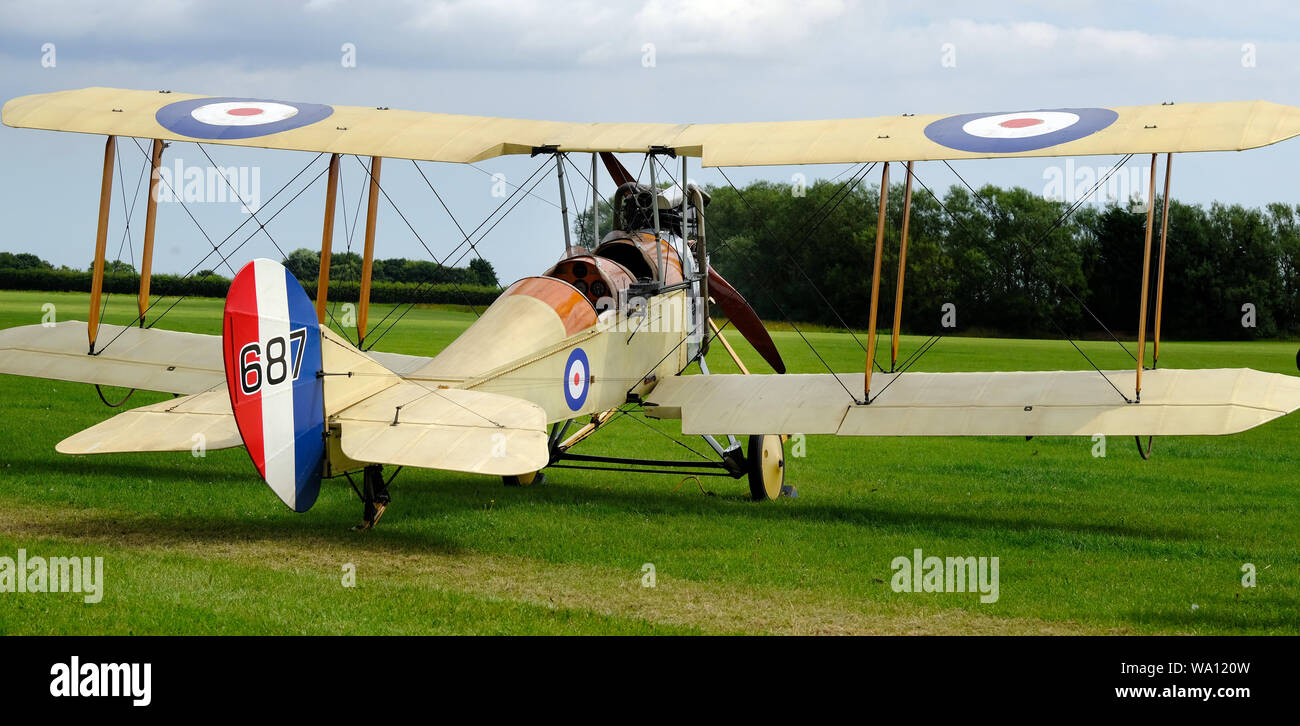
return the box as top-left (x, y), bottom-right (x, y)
top-left (0, 268), bottom-right (501, 307)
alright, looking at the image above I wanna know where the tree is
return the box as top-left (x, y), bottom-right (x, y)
top-left (469, 257), bottom-right (498, 287)
top-left (572, 199), bottom-right (614, 247)
top-left (282, 248), bottom-right (319, 281)
top-left (85, 259), bottom-right (136, 275)
top-left (0, 252), bottom-right (53, 270)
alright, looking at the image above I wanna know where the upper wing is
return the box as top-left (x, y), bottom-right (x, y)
top-left (644, 369), bottom-right (1300, 437)
top-left (6, 87), bottom-right (1300, 166)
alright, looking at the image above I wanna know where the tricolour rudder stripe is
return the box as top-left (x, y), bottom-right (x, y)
top-left (222, 258), bottom-right (325, 513)
top-left (283, 263), bottom-right (325, 512)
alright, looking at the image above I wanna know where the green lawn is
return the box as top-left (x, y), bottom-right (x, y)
top-left (0, 289), bottom-right (1297, 634)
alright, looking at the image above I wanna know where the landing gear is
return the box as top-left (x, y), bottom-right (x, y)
top-left (354, 464), bottom-right (391, 530)
top-left (746, 434), bottom-right (787, 501)
top-left (503, 471), bottom-right (546, 487)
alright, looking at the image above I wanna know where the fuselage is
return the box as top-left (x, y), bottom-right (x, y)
top-left (406, 227), bottom-right (702, 423)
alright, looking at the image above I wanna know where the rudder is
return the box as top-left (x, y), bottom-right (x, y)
top-left (222, 258), bottom-right (326, 512)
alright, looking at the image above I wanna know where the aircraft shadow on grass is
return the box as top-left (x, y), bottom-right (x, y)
top-left (3, 452), bottom-right (1213, 546)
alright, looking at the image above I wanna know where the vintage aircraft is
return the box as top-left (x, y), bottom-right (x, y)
top-left (2, 87), bottom-right (1300, 528)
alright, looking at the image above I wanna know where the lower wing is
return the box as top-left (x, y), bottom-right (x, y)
top-left (644, 369), bottom-right (1300, 437)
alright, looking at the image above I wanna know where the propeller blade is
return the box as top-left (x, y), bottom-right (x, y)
top-left (707, 267), bottom-right (785, 374)
top-left (599, 152), bottom-right (636, 187)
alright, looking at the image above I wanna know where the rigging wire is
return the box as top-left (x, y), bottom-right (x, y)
top-left (717, 164), bottom-right (882, 360)
top-left (940, 157), bottom-right (1138, 361)
top-left (907, 162), bottom-right (1136, 403)
top-left (465, 162), bottom-right (561, 210)
top-left (619, 159), bottom-right (877, 405)
top-left (136, 153), bottom-right (329, 332)
top-left (361, 156), bottom-right (555, 350)
top-left (410, 159), bottom-right (508, 294)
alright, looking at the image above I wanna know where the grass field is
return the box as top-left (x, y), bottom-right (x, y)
top-left (0, 289), bottom-right (1297, 635)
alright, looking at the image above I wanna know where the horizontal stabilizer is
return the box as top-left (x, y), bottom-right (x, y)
top-left (56, 390), bottom-right (240, 454)
top-left (335, 382), bottom-right (548, 476)
top-left (0, 321), bottom-right (223, 394)
top-left (645, 369), bottom-right (1300, 437)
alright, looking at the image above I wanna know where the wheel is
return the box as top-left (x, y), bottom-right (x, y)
top-left (746, 434), bottom-right (785, 501)
top-left (502, 471), bottom-right (544, 487)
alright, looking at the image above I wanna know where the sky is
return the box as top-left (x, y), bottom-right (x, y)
top-left (1, 0), bottom-right (1298, 285)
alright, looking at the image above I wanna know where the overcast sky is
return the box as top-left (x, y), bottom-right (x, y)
top-left (1, 0), bottom-right (1298, 284)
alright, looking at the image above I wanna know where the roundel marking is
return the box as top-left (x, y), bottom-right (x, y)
top-left (923, 107), bottom-right (1119, 153)
top-left (156, 97), bottom-right (334, 140)
top-left (564, 348), bottom-right (591, 411)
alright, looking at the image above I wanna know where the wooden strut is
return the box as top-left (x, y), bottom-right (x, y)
top-left (1135, 153), bottom-right (1159, 401)
top-left (558, 408), bottom-right (619, 452)
top-left (88, 135), bottom-right (115, 353)
top-left (1152, 153), bottom-right (1173, 368)
top-left (890, 161), bottom-right (914, 371)
top-left (138, 138), bottom-right (164, 327)
top-left (358, 156), bottom-right (382, 345)
top-left (863, 161), bottom-right (889, 401)
top-left (316, 153), bottom-right (341, 324)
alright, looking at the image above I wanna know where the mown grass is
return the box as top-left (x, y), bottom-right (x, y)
top-left (0, 289), bottom-right (1297, 634)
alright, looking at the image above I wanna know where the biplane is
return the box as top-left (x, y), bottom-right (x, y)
top-left (2, 87), bottom-right (1300, 528)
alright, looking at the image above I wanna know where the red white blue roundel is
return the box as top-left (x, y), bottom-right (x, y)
top-left (564, 348), bottom-right (590, 411)
top-left (223, 258), bottom-right (325, 513)
top-left (156, 97), bottom-right (333, 140)
top-left (924, 107), bottom-right (1118, 153)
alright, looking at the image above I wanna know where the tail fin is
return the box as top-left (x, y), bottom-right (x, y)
top-left (223, 258), bottom-right (326, 513)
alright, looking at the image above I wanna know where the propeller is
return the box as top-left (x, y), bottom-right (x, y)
top-left (599, 152), bottom-right (636, 187)
top-left (596, 151), bottom-right (785, 373)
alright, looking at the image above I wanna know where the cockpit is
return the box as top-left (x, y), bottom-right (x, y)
top-left (544, 255), bottom-right (637, 313)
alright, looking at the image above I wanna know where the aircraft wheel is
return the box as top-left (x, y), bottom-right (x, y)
top-left (746, 434), bottom-right (785, 501)
top-left (503, 471), bottom-right (544, 487)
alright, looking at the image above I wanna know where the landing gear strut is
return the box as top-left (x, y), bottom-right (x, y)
top-left (355, 464), bottom-right (391, 530)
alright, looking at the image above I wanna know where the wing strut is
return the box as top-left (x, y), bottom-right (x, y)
top-left (863, 161), bottom-right (889, 402)
top-left (315, 153), bottom-right (341, 323)
top-left (1152, 153), bottom-right (1173, 368)
top-left (889, 161), bottom-right (915, 371)
top-left (88, 135), bottom-right (114, 353)
top-left (357, 155), bottom-right (382, 345)
top-left (1135, 153), bottom-right (1159, 401)
top-left (138, 138), bottom-right (164, 327)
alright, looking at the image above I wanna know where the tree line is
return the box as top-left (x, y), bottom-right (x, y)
top-left (7, 177), bottom-right (1300, 341)
top-left (691, 179), bottom-right (1300, 340)
top-left (0, 249), bottom-right (500, 306)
